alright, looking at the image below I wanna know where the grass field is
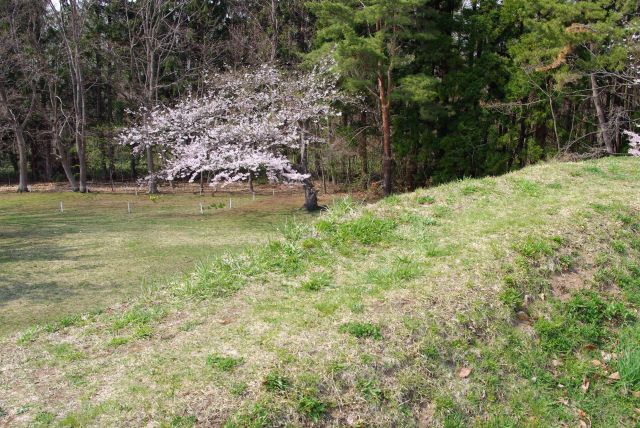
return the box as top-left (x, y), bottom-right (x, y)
top-left (0, 191), bottom-right (315, 335)
top-left (2, 158), bottom-right (640, 427)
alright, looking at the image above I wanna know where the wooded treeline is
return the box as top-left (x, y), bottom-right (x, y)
top-left (1, 0), bottom-right (638, 194)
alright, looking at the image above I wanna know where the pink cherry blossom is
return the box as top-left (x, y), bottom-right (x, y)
top-left (120, 63), bottom-right (348, 186)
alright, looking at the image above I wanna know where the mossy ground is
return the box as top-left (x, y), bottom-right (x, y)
top-left (1, 158), bottom-right (640, 427)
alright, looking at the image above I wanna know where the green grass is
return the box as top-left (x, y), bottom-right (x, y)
top-left (206, 353), bottom-right (244, 371)
top-left (263, 372), bottom-right (291, 392)
top-left (3, 158), bottom-right (640, 427)
top-left (0, 192), bottom-right (313, 335)
top-left (339, 321), bottom-right (382, 339)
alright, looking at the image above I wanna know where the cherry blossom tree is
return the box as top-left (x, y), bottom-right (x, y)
top-left (624, 130), bottom-right (640, 156)
top-left (120, 63), bottom-right (345, 210)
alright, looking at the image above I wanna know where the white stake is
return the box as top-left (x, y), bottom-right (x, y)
top-left (135, 188), bottom-right (138, 196)
top-left (128, 202), bottom-right (132, 214)
top-left (60, 202), bottom-right (64, 213)
top-left (229, 198), bottom-right (232, 209)
top-left (252, 192), bottom-right (256, 201)
top-left (272, 188), bottom-right (275, 196)
top-left (200, 203), bottom-right (204, 214)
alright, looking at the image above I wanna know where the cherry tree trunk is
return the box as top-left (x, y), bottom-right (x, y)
top-left (303, 179), bottom-right (319, 211)
top-left (146, 146), bottom-right (158, 194)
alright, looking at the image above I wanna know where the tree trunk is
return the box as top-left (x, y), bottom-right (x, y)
top-left (14, 125), bottom-right (29, 192)
top-left (58, 144), bottom-right (78, 192)
top-left (303, 178), bottom-right (319, 211)
top-left (44, 141), bottom-right (53, 181)
top-left (406, 151), bottom-right (417, 191)
top-left (77, 129), bottom-right (88, 192)
top-left (590, 73), bottom-right (614, 155)
top-left (0, 83), bottom-right (29, 192)
top-left (299, 120), bottom-right (319, 211)
top-left (146, 146), bottom-right (158, 194)
top-left (358, 111), bottom-right (369, 188)
top-left (130, 152), bottom-right (137, 181)
top-left (378, 73), bottom-right (392, 195)
top-left (47, 81), bottom-right (77, 191)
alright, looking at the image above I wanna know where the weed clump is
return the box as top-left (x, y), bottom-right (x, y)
top-left (316, 213), bottom-right (396, 246)
top-left (535, 291), bottom-right (633, 354)
top-left (206, 353), bottom-right (244, 371)
top-left (181, 255), bottom-right (258, 299)
top-left (339, 322), bottom-right (382, 340)
top-left (416, 195), bottom-right (436, 205)
top-left (263, 372), bottom-right (291, 392)
top-left (301, 272), bottom-right (332, 291)
top-left (297, 395), bottom-right (326, 422)
top-left (514, 236), bottom-right (557, 259)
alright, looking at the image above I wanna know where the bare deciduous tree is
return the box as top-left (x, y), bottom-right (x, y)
top-left (0, 0), bottom-right (42, 192)
top-left (48, 0), bottom-right (89, 192)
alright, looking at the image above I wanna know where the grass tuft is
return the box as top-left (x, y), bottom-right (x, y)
top-left (339, 322), bottom-right (382, 340)
top-left (206, 353), bottom-right (244, 372)
top-left (263, 371), bottom-right (291, 392)
top-left (301, 272), bottom-right (333, 291)
top-left (316, 212), bottom-right (396, 246)
top-left (297, 395), bottom-right (327, 422)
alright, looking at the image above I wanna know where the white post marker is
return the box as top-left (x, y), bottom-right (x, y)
top-left (229, 198), bottom-right (232, 209)
top-left (272, 188), bottom-right (275, 196)
top-left (128, 202), bottom-right (132, 214)
top-left (252, 192), bottom-right (256, 201)
top-left (135, 188), bottom-right (138, 196)
top-left (60, 202), bottom-right (64, 213)
top-left (200, 203), bottom-right (204, 214)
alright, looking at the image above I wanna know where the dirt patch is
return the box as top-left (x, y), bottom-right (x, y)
top-left (550, 271), bottom-right (590, 301)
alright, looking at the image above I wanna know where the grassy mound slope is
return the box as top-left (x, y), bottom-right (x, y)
top-left (2, 158), bottom-right (640, 427)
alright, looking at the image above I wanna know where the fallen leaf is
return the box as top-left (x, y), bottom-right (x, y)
top-left (552, 359), bottom-right (563, 367)
top-left (539, 293), bottom-right (545, 301)
top-left (590, 359), bottom-right (602, 367)
top-left (584, 344), bottom-right (597, 351)
top-left (516, 311), bottom-right (530, 322)
top-left (608, 372), bottom-right (621, 381)
top-left (632, 391), bottom-right (640, 398)
top-left (581, 377), bottom-right (590, 393)
top-left (578, 409), bottom-right (591, 427)
top-left (558, 384), bottom-right (565, 388)
top-left (635, 408), bottom-right (640, 416)
top-left (557, 397), bottom-right (569, 406)
top-left (458, 367), bottom-right (472, 379)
